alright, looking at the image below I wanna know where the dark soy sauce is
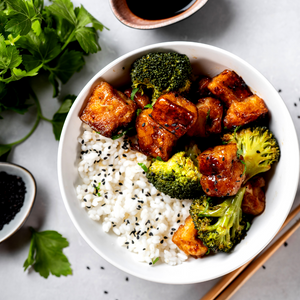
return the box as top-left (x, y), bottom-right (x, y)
top-left (126, 0), bottom-right (197, 20)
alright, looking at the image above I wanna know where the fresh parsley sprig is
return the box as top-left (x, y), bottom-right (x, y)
top-left (23, 227), bottom-right (72, 278)
top-left (0, 0), bottom-right (107, 161)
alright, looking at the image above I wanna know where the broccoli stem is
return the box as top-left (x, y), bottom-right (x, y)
top-left (206, 187), bottom-right (246, 234)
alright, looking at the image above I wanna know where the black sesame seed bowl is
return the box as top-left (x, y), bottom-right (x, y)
top-left (0, 162), bottom-right (36, 243)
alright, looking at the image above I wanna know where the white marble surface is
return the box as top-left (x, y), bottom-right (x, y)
top-left (1, 0), bottom-right (300, 299)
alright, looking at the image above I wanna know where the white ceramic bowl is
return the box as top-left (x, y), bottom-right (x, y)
top-left (58, 42), bottom-right (299, 284)
top-left (0, 162), bottom-right (36, 243)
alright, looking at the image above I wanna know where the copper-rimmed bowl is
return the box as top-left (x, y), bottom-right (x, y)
top-left (0, 162), bottom-right (36, 243)
top-left (109, 0), bottom-right (209, 29)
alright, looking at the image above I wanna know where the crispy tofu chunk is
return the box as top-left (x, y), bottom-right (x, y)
top-left (198, 144), bottom-right (246, 197)
top-left (80, 82), bottom-right (137, 138)
top-left (198, 144), bottom-right (238, 175)
top-left (242, 176), bottom-right (265, 215)
top-left (223, 95), bottom-right (268, 129)
top-left (136, 109), bottom-right (177, 161)
top-left (191, 75), bottom-right (212, 100)
top-left (208, 69), bottom-right (253, 106)
top-left (187, 97), bottom-right (223, 137)
top-left (172, 216), bottom-right (207, 258)
top-left (124, 88), bottom-right (150, 109)
top-left (151, 92), bottom-right (197, 138)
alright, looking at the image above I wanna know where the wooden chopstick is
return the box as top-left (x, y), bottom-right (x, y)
top-left (215, 217), bottom-right (300, 300)
top-left (200, 203), bottom-right (300, 300)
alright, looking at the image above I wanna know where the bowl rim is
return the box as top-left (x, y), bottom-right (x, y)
top-left (57, 41), bottom-right (300, 284)
top-left (0, 161), bottom-right (37, 243)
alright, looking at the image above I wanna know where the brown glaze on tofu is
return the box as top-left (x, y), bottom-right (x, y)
top-left (151, 92), bottom-right (197, 138)
top-left (124, 88), bottom-right (150, 109)
top-left (224, 95), bottom-right (268, 129)
top-left (135, 109), bottom-right (177, 161)
top-left (199, 144), bottom-right (238, 175)
top-left (187, 97), bottom-right (223, 137)
top-left (80, 82), bottom-right (137, 138)
top-left (242, 176), bottom-right (266, 215)
top-left (208, 69), bottom-right (253, 106)
top-left (192, 76), bottom-right (212, 100)
top-left (198, 144), bottom-right (246, 197)
top-left (172, 216), bottom-right (208, 258)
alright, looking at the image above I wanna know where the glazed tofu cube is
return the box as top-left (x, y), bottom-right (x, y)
top-left (242, 176), bottom-right (266, 216)
top-left (187, 97), bottom-right (223, 137)
top-left (224, 95), bottom-right (268, 129)
top-left (136, 109), bottom-right (177, 161)
top-left (172, 216), bottom-right (208, 258)
top-left (208, 69), bottom-right (253, 106)
top-left (80, 81), bottom-right (137, 138)
top-left (151, 92), bottom-right (197, 138)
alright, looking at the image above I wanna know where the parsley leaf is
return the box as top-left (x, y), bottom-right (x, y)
top-left (50, 49), bottom-right (84, 84)
top-left (18, 28), bottom-right (61, 64)
top-left (75, 27), bottom-right (100, 54)
top-left (246, 222), bottom-right (251, 231)
top-left (23, 227), bottom-right (72, 278)
top-left (51, 94), bottom-right (76, 140)
top-left (47, 0), bottom-right (77, 26)
top-left (5, 0), bottom-right (40, 36)
top-left (0, 35), bottom-right (22, 75)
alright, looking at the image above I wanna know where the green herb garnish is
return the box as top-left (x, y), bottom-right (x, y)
top-left (155, 156), bottom-right (163, 161)
top-left (206, 109), bottom-right (211, 121)
top-left (151, 257), bottom-right (159, 265)
top-left (111, 127), bottom-right (133, 140)
top-left (130, 87), bottom-right (139, 100)
top-left (0, 0), bottom-right (107, 161)
top-left (144, 103), bottom-right (153, 109)
top-left (136, 108), bottom-right (142, 116)
top-left (138, 163), bottom-right (148, 173)
top-left (246, 222), bottom-right (251, 231)
top-left (23, 227), bottom-right (72, 278)
top-left (205, 249), bottom-right (210, 255)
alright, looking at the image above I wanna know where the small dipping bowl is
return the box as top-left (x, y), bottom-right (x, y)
top-left (109, 0), bottom-right (209, 29)
top-left (0, 162), bottom-right (36, 243)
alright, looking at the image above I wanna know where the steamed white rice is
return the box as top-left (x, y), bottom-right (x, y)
top-left (76, 123), bottom-right (191, 265)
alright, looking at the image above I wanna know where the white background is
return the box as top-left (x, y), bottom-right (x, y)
top-left (1, 0), bottom-right (300, 299)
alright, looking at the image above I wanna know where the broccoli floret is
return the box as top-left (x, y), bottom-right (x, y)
top-left (222, 127), bottom-right (280, 182)
top-left (190, 188), bottom-right (247, 253)
top-left (185, 141), bottom-right (202, 168)
top-left (146, 151), bottom-right (202, 200)
top-left (130, 52), bottom-right (192, 103)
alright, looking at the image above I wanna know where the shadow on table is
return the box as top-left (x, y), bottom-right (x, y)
top-left (154, 0), bottom-right (233, 42)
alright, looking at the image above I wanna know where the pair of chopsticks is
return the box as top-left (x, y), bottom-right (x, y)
top-left (201, 203), bottom-right (300, 300)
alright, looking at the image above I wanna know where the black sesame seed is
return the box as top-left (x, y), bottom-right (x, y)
top-left (155, 218), bottom-right (159, 221)
top-left (123, 154), bottom-right (127, 157)
top-left (101, 266), bottom-right (105, 269)
top-left (87, 266), bottom-right (90, 270)
top-left (284, 242), bottom-right (288, 247)
top-left (164, 236), bottom-right (168, 239)
top-left (126, 277), bottom-right (129, 281)
top-left (222, 157), bottom-right (225, 161)
top-left (119, 183), bottom-right (123, 186)
top-left (177, 220), bottom-right (180, 223)
top-left (142, 123), bottom-right (145, 127)
top-left (104, 291), bottom-right (108, 294)
top-left (256, 150), bottom-right (261, 154)
top-left (262, 265), bottom-right (266, 269)
top-left (160, 240), bottom-right (164, 244)
top-left (206, 188), bottom-right (209, 192)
